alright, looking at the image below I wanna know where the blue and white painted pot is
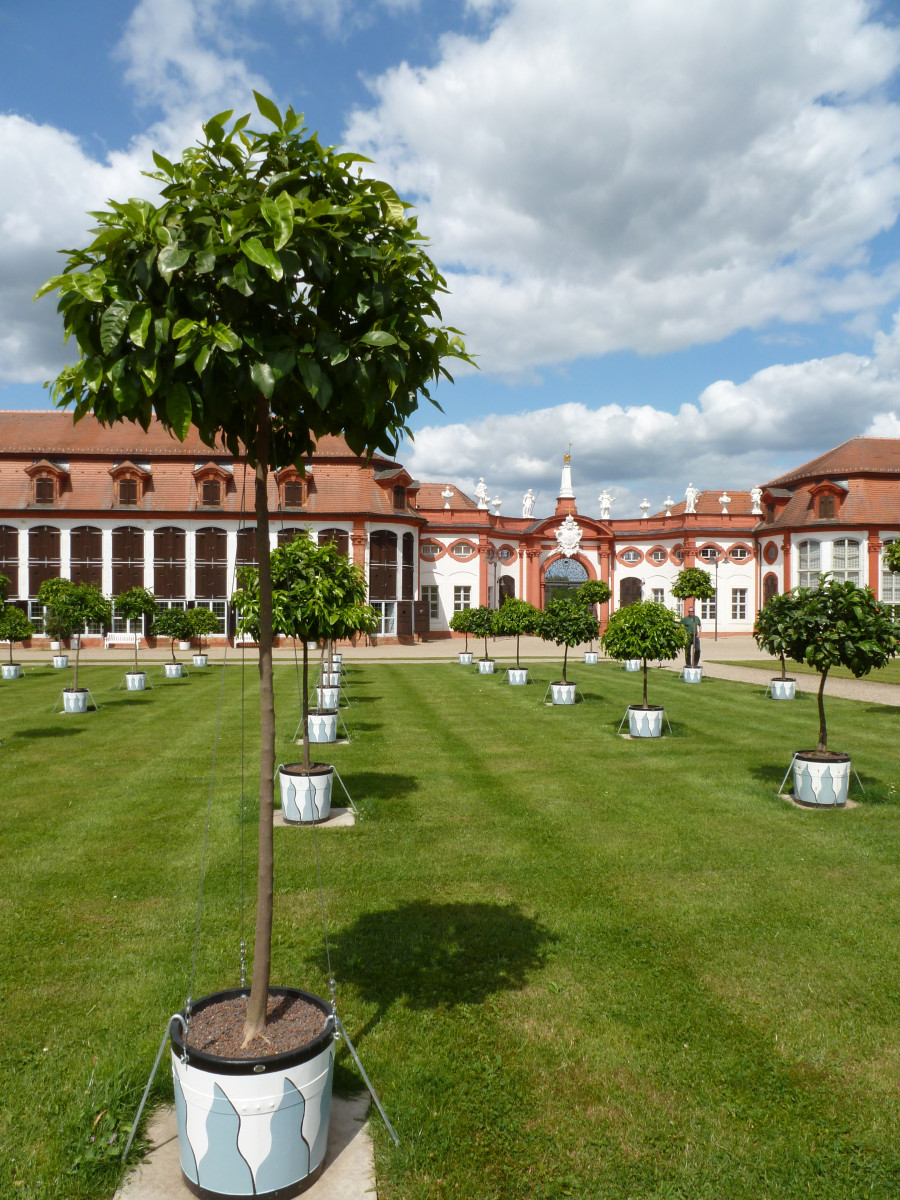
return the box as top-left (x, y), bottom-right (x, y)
top-left (478, 658), bottom-right (495, 674)
top-left (278, 763), bottom-right (334, 823)
top-left (63, 688), bottom-right (88, 713)
top-left (583, 652), bottom-right (598, 664)
top-left (319, 670), bottom-right (341, 688)
top-left (628, 705), bottom-right (664, 738)
top-left (170, 988), bottom-right (334, 1199)
top-left (682, 666), bottom-right (702, 684)
top-left (193, 654), bottom-right (209, 668)
top-left (458, 652), bottom-right (473, 666)
top-left (316, 686), bottom-right (340, 710)
top-left (331, 652), bottom-right (342, 665)
top-left (165, 662), bottom-right (185, 678)
top-left (125, 671), bottom-right (146, 691)
top-left (1, 663), bottom-right (22, 679)
top-left (550, 681), bottom-right (576, 705)
top-left (624, 659), bottom-right (641, 672)
top-left (52, 654), bottom-right (68, 669)
top-left (792, 753), bottom-right (850, 807)
top-left (508, 668), bottom-right (528, 686)
top-left (770, 678), bottom-right (796, 700)
top-left (307, 710), bottom-right (338, 744)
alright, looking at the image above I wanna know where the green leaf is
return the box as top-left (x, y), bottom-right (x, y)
top-left (370, 180), bottom-right (407, 223)
top-left (157, 245), bottom-right (190, 282)
top-left (261, 192), bottom-right (295, 251)
top-left (128, 304), bottom-right (152, 348)
top-left (195, 250), bottom-right (216, 274)
top-left (253, 91), bottom-right (283, 130)
top-left (241, 237), bottom-right (283, 281)
top-left (211, 324), bottom-right (241, 352)
top-left (152, 150), bottom-right (175, 175)
top-left (166, 383), bottom-right (192, 440)
top-left (250, 361), bottom-right (275, 398)
top-left (100, 299), bottom-right (135, 354)
top-left (360, 330), bottom-right (398, 347)
top-left (172, 318), bottom-right (196, 340)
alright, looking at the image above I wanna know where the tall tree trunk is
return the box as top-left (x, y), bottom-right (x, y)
top-left (516, 633), bottom-right (520, 669)
top-left (73, 638), bottom-right (80, 690)
top-left (816, 668), bottom-right (829, 754)
top-left (243, 400), bottom-right (275, 1046)
top-left (642, 659), bottom-right (649, 707)
top-left (562, 643), bottom-right (568, 683)
top-left (302, 640), bottom-right (311, 773)
top-left (780, 652), bottom-right (786, 681)
top-left (133, 632), bottom-right (139, 675)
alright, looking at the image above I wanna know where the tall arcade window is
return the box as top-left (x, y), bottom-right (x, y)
top-left (831, 538), bottom-right (860, 584)
top-left (318, 528), bottom-right (349, 557)
top-left (883, 541), bottom-right (900, 611)
top-left (0, 526), bottom-right (19, 595)
top-left (798, 540), bottom-right (821, 588)
top-left (70, 526), bottom-right (102, 587)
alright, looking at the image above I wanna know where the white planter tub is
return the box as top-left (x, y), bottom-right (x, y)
top-left (770, 678), bottom-right (796, 700)
top-left (165, 662), bottom-right (185, 678)
top-left (508, 668), bottom-right (528, 686)
top-left (319, 670), bottom-right (341, 688)
top-left (792, 753), bottom-right (851, 807)
top-left (170, 988), bottom-right (334, 1198)
top-left (192, 653), bottom-right (208, 668)
top-left (331, 653), bottom-right (342, 665)
top-left (178, 640), bottom-right (192, 651)
top-left (307, 710), bottom-right (338, 744)
top-left (125, 671), bottom-right (146, 691)
top-left (52, 654), bottom-right (69, 669)
top-left (278, 763), bottom-right (334, 823)
top-left (682, 666), bottom-right (702, 683)
top-left (478, 659), bottom-right (495, 674)
top-left (50, 640), bottom-right (62, 652)
top-left (458, 652), bottom-right (473, 666)
top-left (316, 685), bottom-right (340, 710)
top-left (583, 651), bottom-right (598, 664)
top-left (624, 659), bottom-right (641, 672)
top-left (63, 688), bottom-right (89, 713)
top-left (1, 663), bottom-right (22, 680)
top-left (628, 705), bottom-right (664, 738)
top-left (550, 681), bottom-right (576, 705)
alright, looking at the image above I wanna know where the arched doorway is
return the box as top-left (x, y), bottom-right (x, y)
top-left (763, 573), bottom-right (779, 606)
top-left (619, 576), bottom-right (642, 607)
top-left (498, 576), bottom-right (516, 605)
top-left (543, 557), bottom-right (588, 606)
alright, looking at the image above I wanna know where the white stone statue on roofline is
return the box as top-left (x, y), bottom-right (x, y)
top-left (556, 513), bottom-right (583, 558)
top-left (663, 496), bottom-right (674, 516)
top-left (492, 496), bottom-right (502, 514)
top-left (719, 492), bottom-right (731, 514)
top-left (475, 477), bottom-right (490, 509)
top-left (522, 488), bottom-right (535, 518)
top-left (685, 482), bottom-right (700, 513)
top-left (598, 489), bottom-right (615, 520)
top-left (441, 486), bottom-right (454, 509)
top-left (750, 485), bottom-right (763, 515)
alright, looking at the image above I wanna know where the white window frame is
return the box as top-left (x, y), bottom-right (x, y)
top-left (699, 595), bottom-right (716, 621)
top-left (370, 600), bottom-right (396, 636)
top-left (453, 585), bottom-right (472, 612)
top-left (421, 584), bottom-right (440, 621)
top-left (731, 588), bottom-right (747, 620)
top-left (831, 538), bottom-right (860, 584)
top-left (651, 588), bottom-right (665, 604)
top-left (798, 540), bottom-right (821, 588)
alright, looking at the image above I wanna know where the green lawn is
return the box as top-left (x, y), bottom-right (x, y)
top-left (721, 657), bottom-right (900, 684)
top-left (1, 658), bottom-right (899, 1199)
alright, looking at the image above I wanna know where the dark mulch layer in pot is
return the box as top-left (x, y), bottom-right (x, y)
top-left (281, 762), bottom-right (333, 777)
top-left (186, 992), bottom-right (327, 1059)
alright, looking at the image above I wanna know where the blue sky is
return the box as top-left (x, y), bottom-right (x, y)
top-left (3, 0), bottom-right (900, 516)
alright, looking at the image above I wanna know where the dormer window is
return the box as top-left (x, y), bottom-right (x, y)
top-left (283, 479), bottom-right (304, 507)
top-left (765, 503), bottom-right (775, 523)
top-left (818, 495), bottom-right (835, 519)
top-left (34, 477), bottom-right (54, 504)
top-left (118, 478), bottom-right (138, 506)
top-left (201, 479), bottom-right (222, 507)
top-left (393, 485), bottom-right (407, 509)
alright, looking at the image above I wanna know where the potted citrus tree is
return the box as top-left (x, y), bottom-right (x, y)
top-left (776, 578), bottom-right (899, 805)
top-left (233, 531), bottom-right (376, 804)
top-left (449, 606), bottom-right (475, 664)
top-left (539, 596), bottom-right (599, 704)
top-left (492, 597), bottom-right (541, 684)
top-left (576, 578), bottom-right (612, 662)
top-left (114, 586), bottom-right (157, 689)
top-left (0, 604), bottom-right (34, 679)
top-left (469, 604), bottom-right (498, 674)
top-left (671, 566), bottom-right (714, 681)
top-left (35, 577), bottom-right (77, 666)
top-left (151, 608), bottom-right (193, 677)
top-left (38, 93), bottom-right (469, 1197)
top-left (753, 588), bottom-right (801, 700)
top-left (186, 606), bottom-right (220, 667)
top-left (601, 600), bottom-right (688, 736)
top-left (36, 578), bottom-right (112, 710)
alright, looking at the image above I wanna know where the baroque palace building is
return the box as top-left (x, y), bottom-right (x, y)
top-left (0, 411), bottom-right (898, 644)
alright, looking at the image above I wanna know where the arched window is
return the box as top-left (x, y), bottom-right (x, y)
top-left (882, 540), bottom-right (900, 606)
top-left (195, 528), bottom-right (227, 599)
top-left (0, 526), bottom-right (19, 595)
top-left (544, 557), bottom-right (588, 605)
top-left (798, 540), bottom-right (820, 588)
top-left (369, 531), bottom-right (398, 600)
top-left (402, 532), bottom-right (415, 600)
top-left (318, 528), bottom-right (349, 557)
top-left (763, 573), bottom-right (779, 606)
top-left (618, 577), bottom-right (642, 607)
top-left (112, 526), bottom-right (145, 593)
top-left (276, 527), bottom-right (306, 548)
top-left (28, 525), bottom-right (60, 594)
top-left (236, 527), bottom-right (258, 567)
top-left (154, 527), bottom-right (185, 600)
top-left (831, 538), bottom-right (860, 584)
top-left (70, 526), bottom-right (102, 587)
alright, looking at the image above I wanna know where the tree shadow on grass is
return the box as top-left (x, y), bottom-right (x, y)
top-left (334, 772), bottom-right (419, 811)
top-left (863, 705), bottom-right (900, 717)
top-left (330, 901), bottom-right (555, 1040)
top-left (15, 726), bottom-right (83, 739)
top-left (749, 762), bottom-right (794, 791)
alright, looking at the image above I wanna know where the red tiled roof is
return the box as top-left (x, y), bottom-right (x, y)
top-left (650, 491), bottom-right (755, 518)
top-left (765, 437), bottom-right (900, 486)
top-left (759, 478), bottom-right (900, 529)
top-left (415, 482), bottom-right (479, 511)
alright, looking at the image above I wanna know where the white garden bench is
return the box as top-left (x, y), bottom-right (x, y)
top-left (105, 632), bottom-right (140, 649)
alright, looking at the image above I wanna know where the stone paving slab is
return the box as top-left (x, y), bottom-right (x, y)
top-left (274, 806), bottom-right (355, 828)
top-left (115, 1093), bottom-right (375, 1200)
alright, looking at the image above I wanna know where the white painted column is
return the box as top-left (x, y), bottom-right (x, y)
top-left (101, 527), bottom-right (114, 597)
top-left (144, 527), bottom-right (155, 592)
top-left (59, 527), bottom-right (71, 581)
top-left (17, 528), bottom-right (28, 600)
top-left (185, 527), bottom-right (196, 602)
top-left (225, 528), bottom-right (238, 600)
